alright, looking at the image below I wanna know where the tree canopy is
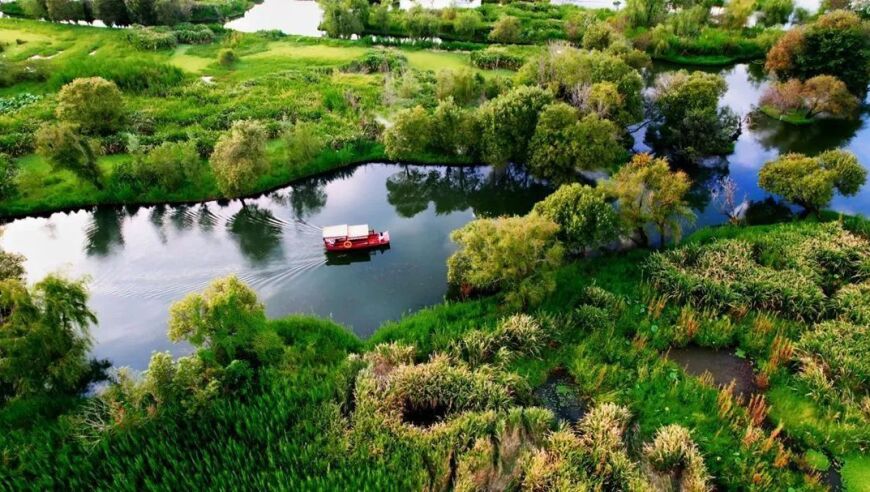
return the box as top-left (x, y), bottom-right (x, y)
top-left (35, 122), bottom-right (103, 189)
top-left (532, 183), bottom-right (619, 254)
top-left (758, 149), bottom-right (867, 212)
top-left (55, 77), bottom-right (125, 136)
top-left (209, 120), bottom-right (269, 198)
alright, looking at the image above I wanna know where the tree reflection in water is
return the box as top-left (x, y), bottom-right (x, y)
top-left (386, 165), bottom-right (552, 219)
top-left (85, 207), bottom-right (126, 256)
top-left (226, 204), bottom-right (286, 264)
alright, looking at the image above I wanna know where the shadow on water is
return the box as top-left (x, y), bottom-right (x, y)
top-left (666, 346), bottom-right (757, 397)
top-left (226, 204), bottom-right (286, 265)
top-left (386, 164), bottom-right (552, 219)
top-left (325, 246), bottom-right (391, 266)
top-left (534, 368), bottom-right (586, 424)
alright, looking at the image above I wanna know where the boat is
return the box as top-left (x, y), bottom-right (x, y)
top-left (322, 224), bottom-right (390, 252)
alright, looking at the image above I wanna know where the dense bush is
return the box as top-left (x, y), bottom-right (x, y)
top-left (342, 48), bottom-right (407, 73)
top-left (532, 183), bottom-right (618, 254)
top-left (797, 320), bottom-right (869, 401)
top-left (49, 57), bottom-right (185, 94)
top-left (127, 25), bottom-right (179, 50)
top-left (448, 213), bottom-right (563, 308)
top-left (55, 77), bottom-right (125, 136)
top-left (469, 48), bottom-right (525, 70)
top-left (758, 149), bottom-right (867, 212)
top-left (647, 222), bottom-right (870, 320)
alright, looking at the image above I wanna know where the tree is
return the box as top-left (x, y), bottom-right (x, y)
top-left (758, 149), bottom-right (867, 212)
top-left (55, 77), bottom-right (125, 136)
top-left (154, 0), bottom-right (190, 25)
top-left (403, 6), bottom-right (438, 39)
top-left (454, 10), bottom-right (482, 39)
top-left (765, 11), bottom-right (870, 96)
top-left (603, 153), bottom-right (695, 247)
top-left (799, 75), bottom-right (860, 118)
top-left (570, 81), bottom-right (622, 120)
top-left (759, 0), bottom-right (794, 25)
top-left (489, 15), bottom-right (522, 43)
top-left (478, 86), bottom-right (553, 166)
top-left (625, 0), bottom-right (667, 27)
top-left (124, 0), bottom-right (156, 24)
top-left (210, 120), bottom-right (268, 199)
top-left (532, 183), bottom-right (618, 254)
top-left (430, 98), bottom-right (479, 157)
top-left (582, 22), bottom-right (615, 50)
top-left (0, 275), bottom-right (97, 402)
top-left (0, 154), bottom-right (17, 202)
top-left (448, 214), bottom-right (564, 308)
top-left (0, 250), bottom-right (25, 282)
top-left (528, 103), bottom-right (622, 183)
top-left (35, 122), bottom-right (103, 189)
top-left (169, 276), bottom-right (281, 366)
top-left (383, 106), bottom-right (432, 159)
top-left (318, 0), bottom-right (368, 38)
top-left (94, 0), bottom-right (130, 26)
top-left (722, 0), bottom-right (754, 29)
top-left (369, 1), bottom-right (389, 32)
top-left (648, 70), bottom-right (739, 161)
top-left (516, 44), bottom-right (644, 125)
top-left (45, 0), bottom-right (85, 21)
top-left (436, 68), bottom-right (484, 105)
top-left (564, 10), bottom-right (596, 42)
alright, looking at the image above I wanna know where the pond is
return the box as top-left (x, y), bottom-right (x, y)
top-left (0, 164), bottom-right (551, 369)
top-left (635, 61), bottom-right (870, 228)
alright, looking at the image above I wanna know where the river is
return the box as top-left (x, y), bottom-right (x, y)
top-left (1, 60), bottom-right (868, 369)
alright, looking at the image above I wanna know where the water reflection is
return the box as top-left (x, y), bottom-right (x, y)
top-left (386, 165), bottom-right (551, 219)
top-left (0, 164), bottom-right (550, 369)
top-left (227, 205), bottom-right (286, 264)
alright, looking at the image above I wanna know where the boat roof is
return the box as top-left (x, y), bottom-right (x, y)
top-left (322, 224), bottom-right (369, 239)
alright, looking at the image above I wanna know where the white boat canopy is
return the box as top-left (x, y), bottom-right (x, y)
top-left (322, 224), bottom-right (370, 239)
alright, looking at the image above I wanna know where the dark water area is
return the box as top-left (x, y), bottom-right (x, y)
top-left (634, 62), bottom-right (870, 229)
top-left (667, 347), bottom-right (757, 397)
top-left (534, 369), bottom-right (586, 424)
top-left (0, 164), bottom-right (551, 368)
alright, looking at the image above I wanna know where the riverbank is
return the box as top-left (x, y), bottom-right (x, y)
top-left (2, 216), bottom-right (867, 489)
top-left (0, 139), bottom-right (476, 219)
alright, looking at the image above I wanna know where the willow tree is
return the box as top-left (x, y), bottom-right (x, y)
top-left (210, 120), bottom-right (268, 199)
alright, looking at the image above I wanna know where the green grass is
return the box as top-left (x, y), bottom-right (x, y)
top-left (759, 105), bottom-right (816, 125)
top-left (842, 455), bottom-right (870, 492)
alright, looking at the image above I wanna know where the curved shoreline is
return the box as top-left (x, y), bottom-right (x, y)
top-left (0, 153), bottom-right (478, 223)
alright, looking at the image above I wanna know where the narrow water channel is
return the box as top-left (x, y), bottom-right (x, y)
top-left (0, 164), bottom-right (551, 368)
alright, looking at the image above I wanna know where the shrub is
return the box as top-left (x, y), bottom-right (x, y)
top-left (343, 49), bottom-right (407, 74)
top-left (532, 183), bottom-right (618, 254)
top-left (284, 122), bottom-right (324, 165)
top-left (448, 213), bottom-right (563, 308)
top-left (218, 48), bottom-right (238, 67)
top-left (489, 15), bottom-right (522, 43)
top-left (435, 68), bottom-right (483, 105)
top-left (210, 120), bottom-right (268, 198)
top-left (127, 26), bottom-right (178, 50)
top-left (758, 149), bottom-right (867, 212)
top-left (130, 140), bottom-right (202, 191)
top-left (477, 85), bottom-right (553, 166)
top-left (470, 49), bottom-right (524, 70)
top-left (55, 77), bottom-right (125, 136)
top-left (0, 154), bottom-right (18, 201)
top-left (451, 314), bottom-right (547, 366)
top-left (383, 105), bottom-right (431, 159)
top-left (798, 320), bottom-right (869, 397)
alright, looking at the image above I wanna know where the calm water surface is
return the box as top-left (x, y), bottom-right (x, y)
top-left (0, 165), bottom-right (550, 368)
top-left (2, 62), bottom-right (868, 370)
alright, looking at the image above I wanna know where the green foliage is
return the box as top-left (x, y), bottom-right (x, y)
top-left (469, 48), bottom-right (525, 70)
top-left (435, 68), bottom-right (484, 105)
top-left (342, 48), bottom-right (407, 73)
top-left (0, 275), bottom-right (96, 403)
top-left (34, 122), bottom-right (103, 189)
top-left (403, 6), bottom-right (439, 39)
top-left (765, 10), bottom-right (870, 96)
top-left (478, 85), bottom-right (553, 166)
top-left (489, 15), bottom-right (522, 43)
top-left (647, 221), bottom-right (870, 321)
top-left (758, 0), bottom-right (795, 25)
top-left (797, 320), bottom-right (869, 398)
top-left (319, 0), bottom-right (369, 38)
top-left (648, 70), bottom-right (739, 161)
top-left (604, 153), bottom-right (694, 247)
top-left (758, 149), bottom-right (867, 211)
top-left (528, 103), bottom-right (623, 183)
top-left (209, 120), bottom-right (268, 198)
top-left (121, 140), bottom-right (203, 192)
top-left (0, 154), bottom-right (18, 202)
top-left (284, 121), bottom-right (324, 166)
top-left (516, 44), bottom-right (644, 125)
top-left (0, 251), bottom-right (25, 282)
top-left (218, 48), bottom-right (237, 66)
top-left (55, 77), bottom-right (125, 136)
top-left (168, 275), bottom-right (277, 365)
top-left (383, 105), bottom-right (431, 159)
top-left (94, 0), bottom-right (130, 27)
top-left (429, 98), bottom-right (479, 157)
top-left (448, 213), bottom-right (564, 308)
top-left (128, 25), bottom-right (179, 50)
top-left (532, 183), bottom-right (618, 254)
top-left (450, 314), bottom-right (548, 366)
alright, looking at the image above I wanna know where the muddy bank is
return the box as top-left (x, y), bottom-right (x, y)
top-left (667, 347), bottom-right (757, 397)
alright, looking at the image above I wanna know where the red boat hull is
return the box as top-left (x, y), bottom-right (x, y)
top-left (324, 232), bottom-right (390, 252)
